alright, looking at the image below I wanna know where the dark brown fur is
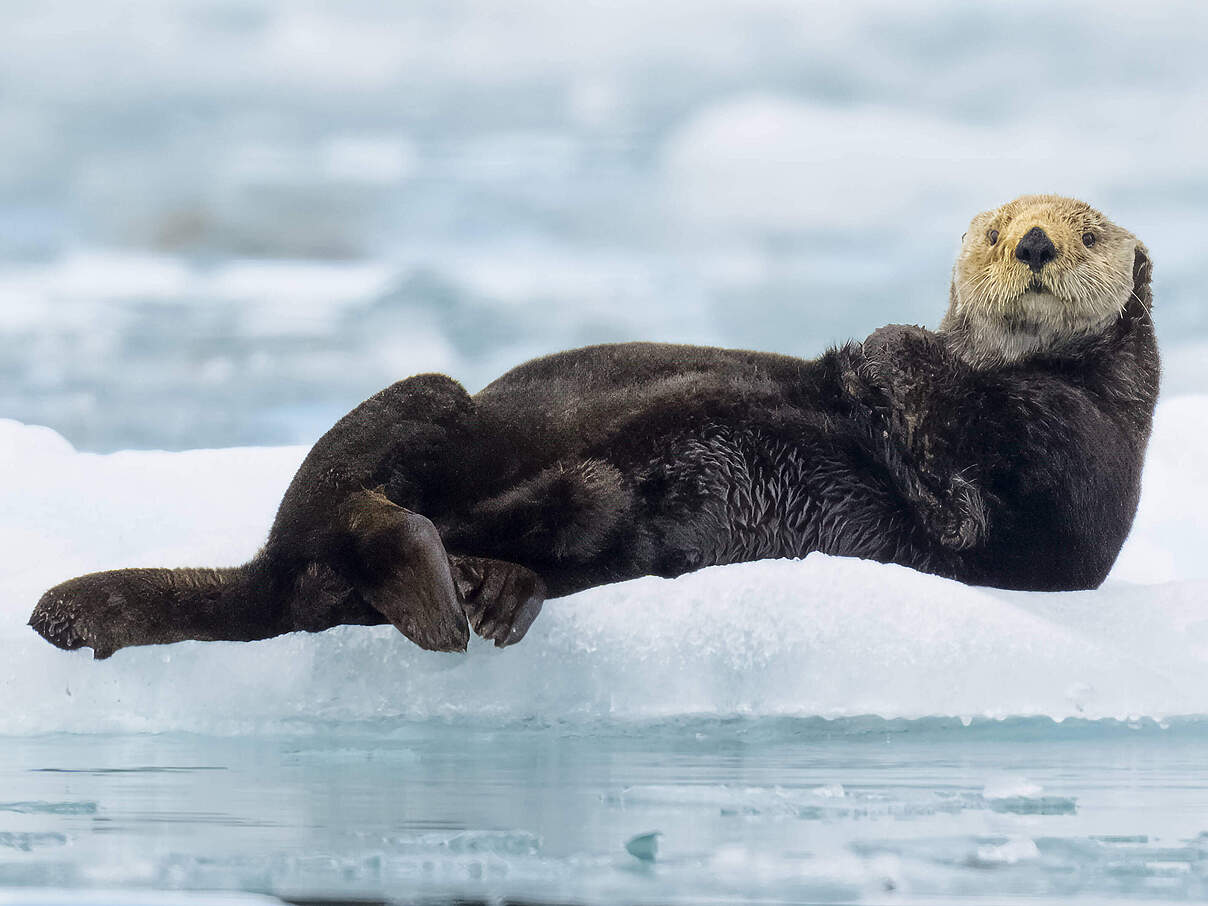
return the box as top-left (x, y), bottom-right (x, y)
top-left (29, 201), bottom-right (1160, 659)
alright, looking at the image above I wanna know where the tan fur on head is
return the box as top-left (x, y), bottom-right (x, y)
top-left (942, 194), bottom-right (1149, 367)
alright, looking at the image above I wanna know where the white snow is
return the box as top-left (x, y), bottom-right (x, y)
top-left (1, 395), bottom-right (1206, 734)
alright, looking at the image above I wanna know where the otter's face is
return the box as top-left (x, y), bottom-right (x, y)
top-left (945, 194), bottom-right (1146, 364)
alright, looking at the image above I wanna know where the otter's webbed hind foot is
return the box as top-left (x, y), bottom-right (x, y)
top-left (343, 491), bottom-right (469, 652)
top-left (29, 563), bottom-right (277, 660)
top-left (450, 556), bottom-right (546, 648)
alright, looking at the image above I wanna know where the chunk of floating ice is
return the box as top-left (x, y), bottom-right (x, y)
top-left (982, 776), bottom-right (1043, 800)
top-left (625, 831), bottom-right (661, 862)
top-left (982, 776), bottom-right (1076, 814)
top-left (987, 795), bottom-right (1077, 815)
top-left (970, 837), bottom-right (1040, 867)
top-left (809, 783), bottom-right (846, 798)
top-left (1, 395), bottom-right (1208, 732)
top-left (0, 801), bottom-right (97, 815)
top-left (0, 891), bottom-right (285, 905)
top-left (0, 832), bottom-right (66, 852)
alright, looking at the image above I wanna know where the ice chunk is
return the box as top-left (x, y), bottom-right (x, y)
top-left (624, 831), bottom-right (661, 862)
top-left (982, 776), bottom-right (1043, 800)
top-left (969, 837), bottom-right (1040, 867)
top-left (0, 892), bottom-right (286, 906)
top-left (1, 395), bottom-right (1207, 733)
top-left (982, 778), bottom-right (1077, 815)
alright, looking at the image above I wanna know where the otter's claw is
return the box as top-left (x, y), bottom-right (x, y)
top-left (29, 579), bottom-right (126, 660)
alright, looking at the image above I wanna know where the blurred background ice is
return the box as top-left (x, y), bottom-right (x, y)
top-left (0, 0), bottom-right (1204, 451)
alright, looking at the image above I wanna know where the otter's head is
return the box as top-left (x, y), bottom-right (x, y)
top-left (942, 194), bottom-right (1151, 366)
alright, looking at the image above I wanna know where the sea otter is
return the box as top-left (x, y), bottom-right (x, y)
top-left (30, 195), bottom-right (1159, 659)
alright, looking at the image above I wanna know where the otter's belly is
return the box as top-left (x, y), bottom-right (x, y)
top-left (634, 420), bottom-right (907, 579)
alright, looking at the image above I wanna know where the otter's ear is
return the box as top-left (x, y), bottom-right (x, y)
top-left (1130, 240), bottom-right (1153, 312)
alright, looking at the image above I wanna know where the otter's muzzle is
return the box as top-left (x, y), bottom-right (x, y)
top-left (1015, 226), bottom-right (1057, 271)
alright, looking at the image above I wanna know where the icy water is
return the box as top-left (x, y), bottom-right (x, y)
top-left (2, 719), bottom-right (1208, 905)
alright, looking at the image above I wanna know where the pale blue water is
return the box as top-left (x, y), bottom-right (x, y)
top-left (3, 719), bottom-right (1208, 904)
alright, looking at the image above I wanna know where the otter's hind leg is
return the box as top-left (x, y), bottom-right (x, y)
top-left (268, 375), bottom-right (484, 651)
top-left (339, 489), bottom-right (469, 652)
top-left (31, 559), bottom-right (281, 659)
top-left (444, 459), bottom-right (634, 566)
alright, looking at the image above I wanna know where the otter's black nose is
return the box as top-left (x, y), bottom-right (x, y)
top-left (1015, 226), bottom-right (1057, 271)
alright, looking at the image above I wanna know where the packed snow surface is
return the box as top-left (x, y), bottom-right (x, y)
top-left (1, 396), bottom-right (1206, 734)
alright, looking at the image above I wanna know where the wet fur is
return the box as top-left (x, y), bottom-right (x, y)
top-left (30, 196), bottom-right (1160, 658)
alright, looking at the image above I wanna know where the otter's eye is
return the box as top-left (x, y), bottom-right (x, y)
top-left (987, 229), bottom-right (999, 245)
top-left (1081, 231), bottom-right (1096, 247)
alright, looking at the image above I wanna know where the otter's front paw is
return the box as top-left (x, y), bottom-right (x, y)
top-left (450, 556), bottom-right (546, 648)
top-left (859, 324), bottom-right (931, 385)
top-left (863, 323), bottom-right (930, 353)
top-left (885, 470), bottom-right (987, 553)
top-left (29, 574), bottom-right (136, 660)
top-left (930, 474), bottom-right (988, 552)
